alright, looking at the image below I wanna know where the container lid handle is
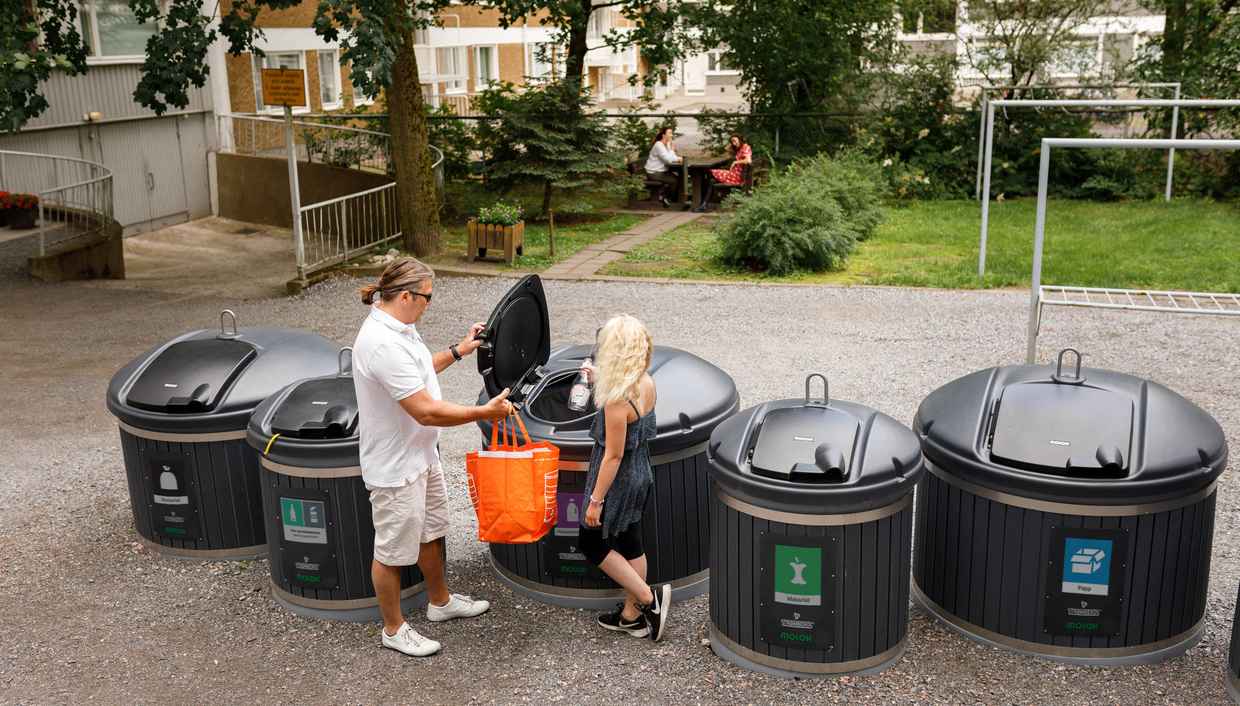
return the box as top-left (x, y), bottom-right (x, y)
top-left (338, 347), bottom-right (353, 377)
top-left (804, 373), bottom-right (829, 407)
top-left (218, 309), bottom-right (239, 339)
top-left (1051, 348), bottom-right (1086, 385)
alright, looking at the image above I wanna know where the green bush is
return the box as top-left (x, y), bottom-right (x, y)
top-left (476, 201), bottom-right (523, 226)
top-left (715, 152), bottom-right (886, 275)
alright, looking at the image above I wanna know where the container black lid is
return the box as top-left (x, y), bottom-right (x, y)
top-left (915, 348), bottom-right (1228, 505)
top-left (477, 344), bottom-right (740, 461)
top-left (708, 374), bottom-right (924, 515)
top-left (477, 274), bottom-right (550, 401)
top-left (247, 350), bottom-right (359, 469)
top-left (108, 311), bottom-right (341, 435)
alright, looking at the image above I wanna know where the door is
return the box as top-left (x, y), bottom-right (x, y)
top-left (140, 118), bottom-right (190, 230)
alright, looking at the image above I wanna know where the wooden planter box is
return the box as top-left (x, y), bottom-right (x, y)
top-left (468, 219), bottom-right (524, 265)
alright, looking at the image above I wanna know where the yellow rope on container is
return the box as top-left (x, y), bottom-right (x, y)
top-left (263, 433), bottom-right (282, 456)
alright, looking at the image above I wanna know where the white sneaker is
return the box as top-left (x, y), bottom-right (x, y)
top-left (381, 622), bottom-right (441, 657)
top-left (426, 593), bottom-right (490, 622)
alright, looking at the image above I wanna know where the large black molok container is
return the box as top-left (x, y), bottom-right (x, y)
top-left (474, 275), bottom-right (739, 608)
top-left (247, 349), bottom-right (425, 621)
top-left (705, 374), bottom-right (925, 677)
top-left (913, 349), bottom-right (1228, 665)
top-left (107, 311), bottom-right (339, 559)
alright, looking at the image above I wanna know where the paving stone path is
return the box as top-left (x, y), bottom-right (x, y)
top-left (543, 210), bottom-right (700, 279)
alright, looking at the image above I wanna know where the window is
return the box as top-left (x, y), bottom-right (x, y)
top-left (1049, 38), bottom-right (1100, 78)
top-left (252, 51), bottom-right (307, 113)
top-left (475, 46), bottom-right (498, 87)
top-left (436, 46), bottom-right (467, 94)
top-left (79, 0), bottom-right (158, 60)
top-left (317, 49), bottom-right (341, 108)
top-left (706, 51), bottom-right (736, 74)
top-left (527, 42), bottom-right (560, 80)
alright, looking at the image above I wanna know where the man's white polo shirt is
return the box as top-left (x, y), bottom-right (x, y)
top-left (352, 306), bottom-right (442, 488)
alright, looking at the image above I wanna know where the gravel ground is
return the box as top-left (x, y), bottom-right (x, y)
top-left (2, 271), bottom-right (1239, 704)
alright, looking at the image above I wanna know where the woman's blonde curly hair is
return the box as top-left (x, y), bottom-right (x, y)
top-left (592, 314), bottom-right (653, 407)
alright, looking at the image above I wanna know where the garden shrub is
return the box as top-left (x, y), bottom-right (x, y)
top-left (715, 152), bottom-right (886, 275)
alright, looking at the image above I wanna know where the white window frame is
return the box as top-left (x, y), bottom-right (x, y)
top-left (351, 68), bottom-right (376, 107)
top-left (474, 45), bottom-right (500, 89)
top-left (317, 48), bottom-right (342, 110)
top-left (78, 0), bottom-right (162, 66)
top-left (437, 46), bottom-right (468, 94)
top-left (1049, 35), bottom-right (1104, 79)
top-left (253, 51), bottom-right (311, 115)
top-left (526, 42), bottom-right (561, 80)
top-left (705, 50), bottom-right (739, 76)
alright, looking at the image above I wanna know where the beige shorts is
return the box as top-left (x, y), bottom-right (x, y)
top-left (367, 464), bottom-right (449, 567)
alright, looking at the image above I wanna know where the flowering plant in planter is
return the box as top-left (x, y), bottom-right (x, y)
top-left (0, 191), bottom-right (9, 227)
top-left (7, 193), bottom-right (40, 229)
top-left (475, 201), bottom-right (523, 226)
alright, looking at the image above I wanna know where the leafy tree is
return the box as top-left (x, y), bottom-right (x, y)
top-left (1134, 0), bottom-right (1240, 133)
top-left (3, 0), bottom-right (449, 256)
top-left (957, 0), bottom-right (1101, 89)
top-left (473, 80), bottom-right (621, 216)
top-left (687, 0), bottom-right (901, 114)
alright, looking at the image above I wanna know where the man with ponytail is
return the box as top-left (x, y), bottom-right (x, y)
top-left (352, 258), bottom-right (513, 657)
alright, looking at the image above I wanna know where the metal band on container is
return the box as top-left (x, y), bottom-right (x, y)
top-left (491, 558), bottom-right (707, 597)
top-left (139, 536), bottom-right (266, 560)
top-left (715, 488), bottom-right (912, 526)
top-left (926, 465), bottom-right (1217, 517)
top-left (913, 583), bottom-right (1204, 662)
top-left (711, 625), bottom-right (906, 675)
top-left (272, 582), bottom-right (424, 611)
top-left (119, 421), bottom-right (247, 443)
top-left (260, 457), bottom-right (362, 479)
top-left (555, 441), bottom-right (709, 473)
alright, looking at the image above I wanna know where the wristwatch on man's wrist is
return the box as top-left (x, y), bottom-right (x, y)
top-left (449, 343), bottom-right (462, 361)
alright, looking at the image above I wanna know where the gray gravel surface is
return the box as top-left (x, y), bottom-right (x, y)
top-left (2, 272), bottom-right (1239, 704)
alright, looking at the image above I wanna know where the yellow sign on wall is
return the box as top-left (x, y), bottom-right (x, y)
top-left (260, 68), bottom-right (307, 107)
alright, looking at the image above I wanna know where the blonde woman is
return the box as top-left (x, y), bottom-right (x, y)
top-left (579, 314), bottom-right (671, 642)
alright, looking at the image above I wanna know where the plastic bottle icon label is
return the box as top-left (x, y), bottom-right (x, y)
top-left (774, 544), bottom-right (822, 606)
top-left (281, 497), bottom-right (328, 545)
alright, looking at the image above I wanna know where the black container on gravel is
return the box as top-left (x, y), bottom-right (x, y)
top-left (913, 348), bottom-right (1227, 666)
top-left (474, 274), bottom-right (740, 608)
top-left (706, 374), bottom-right (925, 677)
top-left (107, 310), bottom-right (339, 560)
top-left (247, 348), bottom-right (426, 621)
top-left (1228, 582), bottom-right (1240, 704)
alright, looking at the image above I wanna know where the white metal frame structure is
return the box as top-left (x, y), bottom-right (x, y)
top-left (0, 150), bottom-right (114, 257)
top-left (973, 83), bottom-right (1182, 200)
top-left (978, 98), bottom-right (1240, 277)
top-left (1025, 137), bottom-right (1240, 364)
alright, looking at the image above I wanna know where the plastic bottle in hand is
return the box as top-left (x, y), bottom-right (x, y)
top-left (567, 358), bottom-right (593, 412)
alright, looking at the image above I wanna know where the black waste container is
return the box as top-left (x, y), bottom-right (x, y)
top-left (913, 349), bottom-right (1228, 665)
top-left (474, 275), bottom-right (739, 608)
top-left (1229, 583), bottom-right (1240, 703)
top-left (107, 310), bottom-right (340, 560)
top-left (247, 349), bottom-right (426, 621)
top-left (705, 374), bottom-right (925, 677)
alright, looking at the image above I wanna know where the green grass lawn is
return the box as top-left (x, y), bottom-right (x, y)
top-left (600, 199), bottom-right (1240, 291)
top-left (424, 213), bottom-right (645, 271)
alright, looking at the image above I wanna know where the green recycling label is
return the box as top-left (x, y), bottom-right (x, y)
top-left (774, 544), bottom-right (822, 606)
top-left (280, 497), bottom-right (327, 545)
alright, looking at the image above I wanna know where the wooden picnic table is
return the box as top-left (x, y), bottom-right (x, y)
top-left (682, 156), bottom-right (731, 209)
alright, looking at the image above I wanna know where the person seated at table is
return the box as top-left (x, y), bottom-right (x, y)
top-left (644, 127), bottom-right (682, 208)
top-left (693, 133), bottom-right (752, 212)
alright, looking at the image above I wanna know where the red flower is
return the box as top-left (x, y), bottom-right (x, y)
top-left (7, 193), bottom-right (39, 210)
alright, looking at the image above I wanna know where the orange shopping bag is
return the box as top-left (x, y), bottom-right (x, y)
top-left (465, 414), bottom-right (559, 544)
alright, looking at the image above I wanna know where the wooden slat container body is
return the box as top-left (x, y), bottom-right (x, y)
top-left (708, 487), bottom-right (912, 675)
top-left (261, 467), bottom-right (423, 620)
top-left (913, 468), bottom-right (1215, 661)
top-left (488, 450), bottom-right (711, 608)
top-left (121, 430), bottom-right (266, 558)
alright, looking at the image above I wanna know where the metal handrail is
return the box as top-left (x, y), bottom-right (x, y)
top-left (222, 114), bottom-right (444, 168)
top-left (0, 149), bottom-right (114, 257)
top-left (297, 180), bottom-right (394, 212)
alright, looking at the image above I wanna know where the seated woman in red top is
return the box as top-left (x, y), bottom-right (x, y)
top-left (693, 133), bottom-right (752, 212)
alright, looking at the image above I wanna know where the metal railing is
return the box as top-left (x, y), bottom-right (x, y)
top-left (0, 150), bottom-right (114, 256)
top-left (298, 181), bottom-right (401, 277)
top-left (217, 114), bottom-right (444, 279)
